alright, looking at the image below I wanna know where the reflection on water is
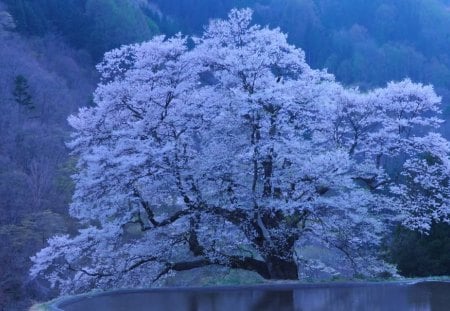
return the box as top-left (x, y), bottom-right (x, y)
top-left (60, 282), bottom-right (450, 311)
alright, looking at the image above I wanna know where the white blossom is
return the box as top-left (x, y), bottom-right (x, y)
top-left (31, 9), bottom-right (450, 294)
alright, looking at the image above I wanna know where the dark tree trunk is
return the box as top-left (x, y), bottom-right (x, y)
top-left (159, 255), bottom-right (298, 282)
top-left (244, 211), bottom-right (300, 280)
top-left (265, 255), bottom-right (298, 280)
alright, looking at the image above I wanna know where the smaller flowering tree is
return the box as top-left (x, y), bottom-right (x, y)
top-left (31, 9), bottom-right (450, 294)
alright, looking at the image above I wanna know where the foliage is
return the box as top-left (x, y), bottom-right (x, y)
top-left (3, 0), bottom-right (159, 59)
top-left (151, 0), bottom-right (450, 101)
top-left (5, 0), bottom-right (450, 93)
top-left (13, 74), bottom-right (34, 110)
top-left (387, 223), bottom-right (450, 277)
top-left (5, 0), bottom-right (450, 96)
top-left (31, 10), bottom-right (450, 294)
top-left (0, 211), bottom-right (66, 310)
top-left (0, 12), bottom-right (96, 309)
top-left (84, 0), bottom-right (158, 59)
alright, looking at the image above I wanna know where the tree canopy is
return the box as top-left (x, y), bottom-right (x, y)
top-left (3, 0), bottom-right (159, 59)
top-left (31, 9), bottom-right (450, 294)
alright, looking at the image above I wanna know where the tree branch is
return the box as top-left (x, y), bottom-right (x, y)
top-left (153, 255), bottom-right (271, 283)
top-left (65, 260), bottom-right (113, 278)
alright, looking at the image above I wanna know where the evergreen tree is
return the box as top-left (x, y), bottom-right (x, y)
top-left (13, 75), bottom-right (34, 111)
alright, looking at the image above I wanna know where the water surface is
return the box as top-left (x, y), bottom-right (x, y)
top-left (57, 281), bottom-right (450, 311)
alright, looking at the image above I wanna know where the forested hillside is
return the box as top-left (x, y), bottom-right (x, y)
top-left (1, 1), bottom-right (450, 310)
top-left (5, 0), bottom-right (450, 95)
top-left (3, 0), bottom-right (158, 59)
top-left (0, 2), bottom-right (96, 309)
top-left (153, 0), bottom-right (450, 104)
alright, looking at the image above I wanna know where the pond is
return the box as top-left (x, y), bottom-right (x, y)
top-left (53, 281), bottom-right (450, 311)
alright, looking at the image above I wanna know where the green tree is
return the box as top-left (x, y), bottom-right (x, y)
top-left (387, 223), bottom-right (450, 276)
top-left (85, 0), bottom-right (158, 59)
top-left (13, 75), bottom-right (34, 111)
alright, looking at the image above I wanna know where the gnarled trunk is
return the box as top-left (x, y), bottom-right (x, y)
top-left (264, 254), bottom-right (298, 280)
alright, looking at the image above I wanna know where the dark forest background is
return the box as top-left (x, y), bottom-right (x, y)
top-left (1, 0), bottom-right (450, 309)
